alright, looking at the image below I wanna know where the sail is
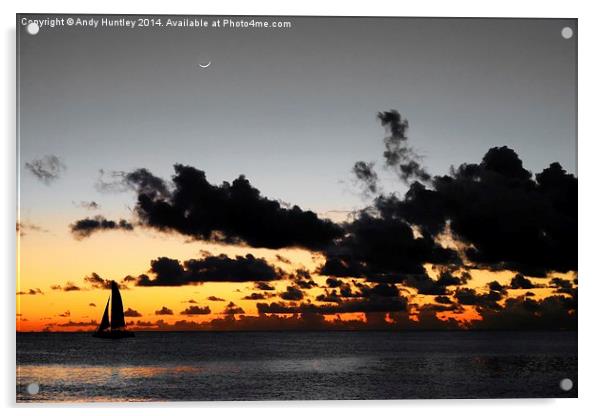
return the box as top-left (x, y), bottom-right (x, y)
top-left (110, 281), bottom-right (126, 330)
top-left (98, 298), bottom-right (110, 332)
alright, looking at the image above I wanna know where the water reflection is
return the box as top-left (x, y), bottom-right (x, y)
top-left (17, 331), bottom-right (578, 401)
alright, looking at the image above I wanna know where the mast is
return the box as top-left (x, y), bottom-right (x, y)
top-left (97, 297), bottom-right (111, 332)
top-left (110, 280), bottom-right (126, 330)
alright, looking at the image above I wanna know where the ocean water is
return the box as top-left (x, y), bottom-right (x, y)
top-left (16, 331), bottom-right (577, 402)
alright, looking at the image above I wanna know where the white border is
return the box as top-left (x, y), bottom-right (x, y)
top-left (2, 0), bottom-right (601, 414)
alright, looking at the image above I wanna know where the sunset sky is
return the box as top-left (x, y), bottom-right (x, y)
top-left (17, 16), bottom-right (577, 332)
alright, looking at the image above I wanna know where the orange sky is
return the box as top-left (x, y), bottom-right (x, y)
top-left (16, 217), bottom-right (576, 332)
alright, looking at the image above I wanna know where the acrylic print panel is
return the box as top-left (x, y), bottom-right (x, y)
top-left (16, 14), bottom-right (577, 402)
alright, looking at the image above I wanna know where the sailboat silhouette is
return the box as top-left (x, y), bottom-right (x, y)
top-left (93, 280), bottom-right (135, 339)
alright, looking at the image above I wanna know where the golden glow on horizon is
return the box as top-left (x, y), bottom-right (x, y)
top-left (16, 216), bottom-right (577, 332)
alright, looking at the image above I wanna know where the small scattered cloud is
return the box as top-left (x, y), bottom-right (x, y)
top-left (181, 305), bottom-right (211, 315)
top-left (16, 288), bottom-right (43, 295)
top-left (255, 282), bottom-right (275, 291)
top-left (222, 302), bottom-right (245, 315)
top-left (25, 155), bottom-right (66, 184)
top-left (74, 201), bottom-right (100, 210)
top-left (155, 306), bottom-right (173, 315)
top-left (62, 282), bottom-right (81, 292)
top-left (55, 320), bottom-right (97, 327)
top-left (352, 161), bottom-right (379, 195)
top-left (16, 221), bottom-right (48, 237)
top-left (242, 293), bottom-right (266, 300)
top-left (124, 308), bottom-right (142, 317)
top-left (70, 216), bottom-right (134, 239)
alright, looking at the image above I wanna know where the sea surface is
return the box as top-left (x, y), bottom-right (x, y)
top-left (16, 331), bottom-right (577, 402)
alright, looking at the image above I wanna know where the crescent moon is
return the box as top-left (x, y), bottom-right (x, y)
top-left (198, 61), bottom-right (211, 68)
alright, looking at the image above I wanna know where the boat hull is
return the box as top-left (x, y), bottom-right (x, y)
top-left (92, 330), bottom-right (135, 339)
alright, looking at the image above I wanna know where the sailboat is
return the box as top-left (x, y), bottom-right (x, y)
top-left (92, 280), bottom-right (135, 339)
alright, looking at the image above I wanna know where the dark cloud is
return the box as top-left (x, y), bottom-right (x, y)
top-left (124, 168), bottom-right (170, 198)
top-left (339, 281), bottom-right (363, 298)
top-left (434, 295), bottom-right (453, 304)
top-left (377, 110), bottom-right (431, 184)
top-left (25, 155), bottom-right (66, 184)
top-left (550, 277), bottom-right (573, 290)
top-left (488, 280), bottom-right (507, 293)
top-left (58, 310), bottom-right (71, 317)
top-left (403, 273), bottom-right (449, 295)
top-left (316, 289), bottom-right (341, 303)
top-left (16, 288), bottom-right (43, 295)
top-left (181, 305), bottom-right (211, 315)
top-left (292, 268), bottom-right (311, 280)
top-left (280, 286), bottom-right (304, 301)
top-left (325, 277), bottom-right (343, 288)
top-left (295, 279), bottom-right (317, 290)
top-left (130, 164), bottom-right (342, 250)
top-left (70, 216), bottom-right (134, 239)
top-left (155, 306), bottom-right (173, 315)
top-left (275, 254), bottom-right (292, 264)
top-left (207, 296), bottom-right (225, 301)
top-left (122, 275), bottom-right (138, 283)
top-left (257, 295), bottom-right (408, 315)
top-left (549, 277), bottom-right (577, 296)
top-left (320, 211), bottom-right (458, 281)
top-left (288, 268), bottom-right (317, 289)
top-left (455, 288), bottom-right (482, 305)
top-left (316, 280), bottom-right (387, 303)
top-left (124, 308), bottom-right (142, 317)
top-left (121, 296), bottom-right (573, 331)
top-left (83, 272), bottom-right (111, 289)
top-left (262, 282), bottom-right (407, 314)
top-left (255, 282), bottom-right (275, 291)
top-left (388, 147), bottom-right (576, 276)
top-left (83, 274), bottom-right (127, 290)
top-left (135, 254), bottom-right (284, 286)
top-left (125, 308), bottom-right (455, 331)
top-left (62, 282), bottom-right (81, 291)
top-left (402, 269), bottom-right (470, 296)
top-left (436, 269), bottom-right (471, 286)
top-left (352, 161), bottom-right (379, 194)
top-left (89, 303), bottom-right (96, 307)
top-left (509, 273), bottom-right (535, 289)
top-left (242, 293), bottom-right (267, 300)
top-left (454, 287), bottom-right (503, 309)
top-left (222, 302), bottom-right (245, 315)
top-left (365, 282), bottom-right (400, 297)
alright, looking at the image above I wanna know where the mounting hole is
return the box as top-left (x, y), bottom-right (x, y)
top-left (26, 22), bottom-right (40, 36)
top-left (559, 378), bottom-right (573, 391)
top-left (561, 27), bottom-right (574, 40)
top-left (26, 382), bottom-right (40, 395)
